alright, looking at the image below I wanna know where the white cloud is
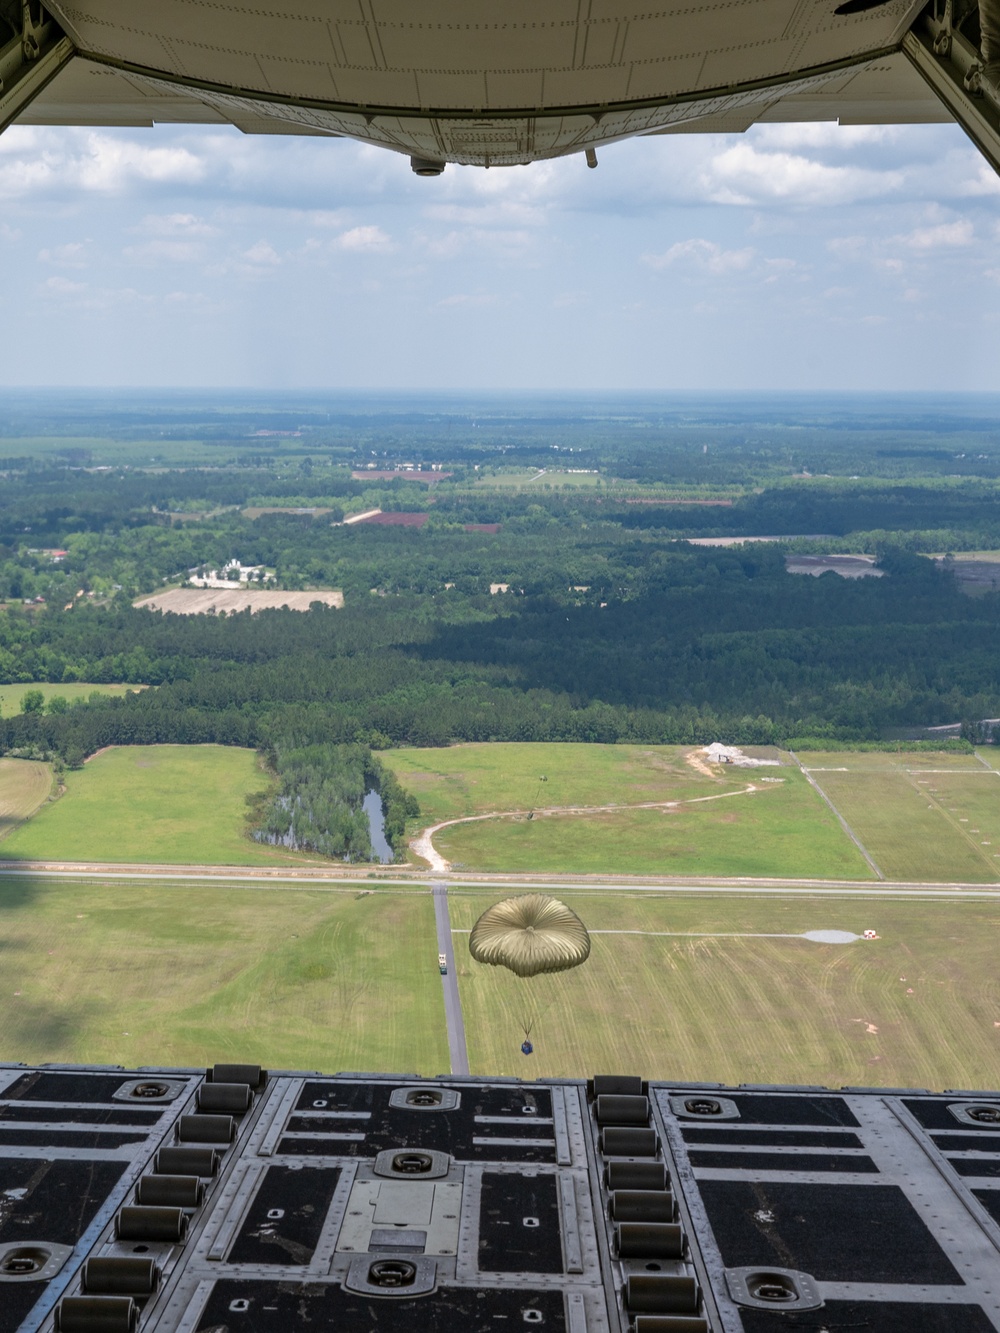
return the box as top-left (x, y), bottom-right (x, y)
top-left (38, 242), bottom-right (89, 267)
top-left (137, 212), bottom-right (217, 236)
top-left (897, 219), bottom-right (974, 249)
top-left (290, 209), bottom-right (349, 228)
top-left (416, 223), bottom-right (534, 259)
top-left (763, 256), bottom-right (799, 284)
top-left (644, 238), bottom-right (755, 274)
top-left (242, 240), bottom-right (282, 265)
top-left (752, 124), bottom-right (896, 151)
top-left (1, 118), bottom-right (999, 389)
top-left (957, 161), bottom-right (1000, 196)
top-left (698, 142), bottom-right (903, 207)
top-left (437, 293), bottom-right (498, 307)
top-left (39, 275), bottom-right (150, 311)
top-left (0, 128), bottom-right (206, 199)
top-left (43, 275), bottom-right (87, 295)
top-left (334, 224), bottom-right (393, 252)
top-left (124, 238), bottom-right (205, 264)
top-left (163, 290), bottom-right (213, 306)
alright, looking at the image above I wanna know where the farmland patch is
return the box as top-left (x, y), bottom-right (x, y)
top-left (134, 588), bottom-right (344, 614)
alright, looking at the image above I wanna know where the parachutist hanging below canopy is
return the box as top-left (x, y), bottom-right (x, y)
top-left (469, 893), bottom-right (591, 1050)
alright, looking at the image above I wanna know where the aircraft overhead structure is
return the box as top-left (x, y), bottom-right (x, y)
top-left (2, 2), bottom-right (1000, 174)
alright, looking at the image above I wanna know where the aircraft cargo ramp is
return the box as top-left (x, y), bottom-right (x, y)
top-left (2, 1062), bottom-right (1000, 1331)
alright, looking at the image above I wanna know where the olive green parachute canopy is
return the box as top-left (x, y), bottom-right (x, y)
top-left (469, 894), bottom-right (591, 978)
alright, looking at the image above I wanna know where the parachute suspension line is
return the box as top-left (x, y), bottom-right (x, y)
top-left (528, 774), bottom-right (547, 820)
top-left (467, 892), bottom-right (591, 1056)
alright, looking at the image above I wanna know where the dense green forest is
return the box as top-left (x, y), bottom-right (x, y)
top-left (2, 390), bottom-right (1000, 860)
top-left (0, 545), bottom-right (996, 757)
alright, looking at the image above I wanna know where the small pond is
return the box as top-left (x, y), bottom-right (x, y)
top-left (363, 789), bottom-right (393, 863)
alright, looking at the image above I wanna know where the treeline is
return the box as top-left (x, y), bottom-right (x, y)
top-left (1, 546), bottom-right (1000, 768)
top-left (252, 740), bottom-right (420, 861)
top-left (619, 481), bottom-right (1000, 540)
top-left (253, 743), bottom-right (374, 859)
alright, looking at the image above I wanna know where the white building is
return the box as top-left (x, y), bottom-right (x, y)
top-left (188, 561), bottom-right (273, 589)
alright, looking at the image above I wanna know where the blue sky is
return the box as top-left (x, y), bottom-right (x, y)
top-left (1, 118), bottom-right (998, 391)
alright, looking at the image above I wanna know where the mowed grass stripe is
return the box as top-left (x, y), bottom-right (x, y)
top-left (802, 751), bottom-right (984, 773)
top-left (804, 770), bottom-right (997, 882)
top-left (435, 768), bottom-right (872, 880)
top-left (923, 772), bottom-right (1000, 870)
top-left (452, 892), bottom-right (1000, 1087)
top-left (0, 879), bottom-right (448, 1073)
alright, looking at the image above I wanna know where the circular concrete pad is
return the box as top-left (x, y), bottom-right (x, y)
top-left (801, 930), bottom-right (860, 944)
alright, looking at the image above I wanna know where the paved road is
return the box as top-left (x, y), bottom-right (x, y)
top-left (432, 882), bottom-right (469, 1076)
top-left (3, 861), bottom-right (1000, 900)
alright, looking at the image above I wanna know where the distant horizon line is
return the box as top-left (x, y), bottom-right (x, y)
top-left (1, 386), bottom-right (1000, 399)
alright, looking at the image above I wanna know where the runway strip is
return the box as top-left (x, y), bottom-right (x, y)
top-left (2, 863), bottom-right (1000, 900)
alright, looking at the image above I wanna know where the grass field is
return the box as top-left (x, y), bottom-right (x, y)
top-left (0, 683), bottom-right (143, 716)
top-left (3, 875), bottom-right (998, 1087)
top-left (801, 749), bottom-right (985, 771)
top-left (801, 751), bottom-right (1000, 882)
top-left (0, 878), bottom-right (447, 1071)
top-left (385, 743), bottom-right (872, 879)
top-left (385, 743), bottom-right (720, 824)
top-left (0, 745), bottom-right (322, 866)
top-left (0, 437), bottom-right (240, 467)
top-left (469, 468), bottom-right (608, 490)
top-left (450, 891), bottom-right (1000, 1086)
top-left (0, 759), bottom-right (53, 839)
top-left (436, 780), bottom-right (869, 878)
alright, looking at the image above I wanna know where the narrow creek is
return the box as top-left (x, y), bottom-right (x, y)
top-left (363, 789), bottom-right (393, 863)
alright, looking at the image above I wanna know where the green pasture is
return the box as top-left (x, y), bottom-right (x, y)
top-left (386, 743), bottom-right (869, 879)
top-left (0, 745), bottom-right (321, 866)
top-left (450, 891), bottom-right (1000, 1087)
top-left (802, 762), bottom-right (1000, 883)
top-left (0, 437), bottom-right (238, 467)
top-left (0, 878), bottom-right (447, 1072)
top-left (0, 682), bottom-right (143, 716)
top-left (436, 772), bottom-right (870, 879)
top-left (384, 742), bottom-right (745, 825)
